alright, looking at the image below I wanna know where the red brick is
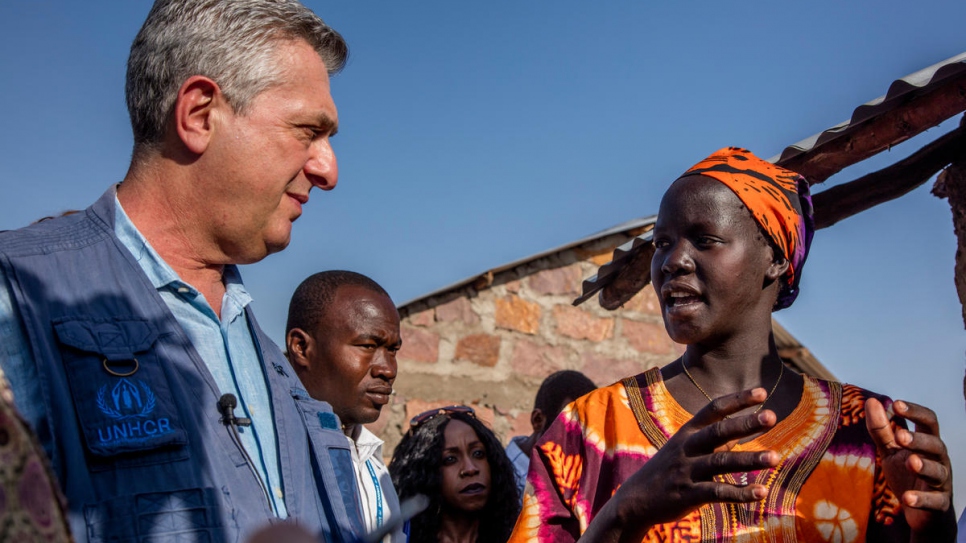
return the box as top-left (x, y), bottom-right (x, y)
top-left (364, 407), bottom-right (392, 435)
top-left (553, 305), bottom-right (614, 342)
top-left (574, 247), bottom-right (614, 266)
top-left (473, 405), bottom-right (496, 430)
top-left (495, 295), bottom-right (541, 335)
top-left (622, 319), bottom-right (675, 354)
top-left (402, 400), bottom-right (495, 432)
top-left (398, 327), bottom-right (439, 363)
top-left (510, 339), bottom-right (568, 378)
top-left (621, 287), bottom-right (662, 315)
top-left (455, 334), bottom-right (502, 367)
top-left (528, 266), bottom-right (582, 296)
top-left (407, 309), bottom-right (435, 327)
top-left (403, 399), bottom-right (456, 432)
top-left (580, 352), bottom-right (646, 387)
top-left (507, 410), bottom-right (533, 442)
top-left (435, 297), bottom-right (480, 325)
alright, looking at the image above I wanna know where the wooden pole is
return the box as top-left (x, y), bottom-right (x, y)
top-left (931, 117), bottom-right (966, 328)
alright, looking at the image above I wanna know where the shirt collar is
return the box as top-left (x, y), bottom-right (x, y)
top-left (113, 195), bottom-right (252, 307)
top-left (352, 426), bottom-right (385, 464)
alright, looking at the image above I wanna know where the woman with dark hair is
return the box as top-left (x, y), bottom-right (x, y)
top-left (509, 148), bottom-right (955, 542)
top-left (390, 406), bottom-right (520, 543)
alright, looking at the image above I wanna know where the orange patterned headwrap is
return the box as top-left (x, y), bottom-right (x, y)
top-left (682, 147), bottom-right (814, 310)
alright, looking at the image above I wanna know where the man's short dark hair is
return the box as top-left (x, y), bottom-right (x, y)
top-left (533, 370), bottom-right (596, 419)
top-left (286, 270), bottom-right (391, 336)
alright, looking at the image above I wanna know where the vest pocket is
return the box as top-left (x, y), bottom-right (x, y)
top-left (83, 487), bottom-right (231, 542)
top-left (290, 389), bottom-right (367, 539)
top-left (53, 317), bottom-right (189, 460)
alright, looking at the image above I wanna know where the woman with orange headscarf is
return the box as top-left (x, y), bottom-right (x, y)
top-left (508, 148), bottom-right (955, 542)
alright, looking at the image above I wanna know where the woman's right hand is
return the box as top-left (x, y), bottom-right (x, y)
top-left (581, 388), bottom-right (780, 543)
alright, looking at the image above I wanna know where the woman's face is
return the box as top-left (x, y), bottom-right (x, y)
top-left (650, 175), bottom-right (781, 346)
top-left (439, 419), bottom-right (491, 514)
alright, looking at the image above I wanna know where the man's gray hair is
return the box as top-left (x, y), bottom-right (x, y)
top-left (126, 0), bottom-right (347, 154)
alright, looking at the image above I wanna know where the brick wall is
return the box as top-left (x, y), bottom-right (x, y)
top-left (365, 227), bottom-right (686, 456)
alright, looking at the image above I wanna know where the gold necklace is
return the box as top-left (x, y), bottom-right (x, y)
top-left (680, 358), bottom-right (784, 416)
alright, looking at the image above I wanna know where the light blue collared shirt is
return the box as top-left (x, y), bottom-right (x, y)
top-left (505, 435), bottom-right (530, 501)
top-left (0, 196), bottom-right (287, 517)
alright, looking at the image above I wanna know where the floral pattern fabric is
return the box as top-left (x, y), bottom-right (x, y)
top-left (0, 371), bottom-right (73, 542)
top-left (509, 368), bottom-right (908, 543)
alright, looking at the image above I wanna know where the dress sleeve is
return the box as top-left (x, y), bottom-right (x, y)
top-left (508, 410), bottom-right (585, 543)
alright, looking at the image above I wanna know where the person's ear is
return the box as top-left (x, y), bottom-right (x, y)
top-left (766, 255), bottom-right (790, 282)
top-left (172, 75), bottom-right (223, 155)
top-left (285, 328), bottom-right (313, 370)
top-left (530, 408), bottom-right (546, 435)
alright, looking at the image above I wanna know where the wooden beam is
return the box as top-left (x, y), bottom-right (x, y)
top-left (931, 153), bottom-right (966, 328)
top-left (599, 243), bottom-right (655, 310)
top-left (812, 121), bottom-right (966, 229)
top-left (780, 72), bottom-right (966, 184)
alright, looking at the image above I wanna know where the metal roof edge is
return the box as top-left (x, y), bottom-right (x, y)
top-left (768, 51), bottom-right (966, 165)
top-left (398, 215), bottom-right (658, 309)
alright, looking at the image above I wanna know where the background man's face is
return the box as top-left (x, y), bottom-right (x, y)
top-left (199, 39), bottom-right (339, 263)
top-left (302, 285), bottom-right (400, 428)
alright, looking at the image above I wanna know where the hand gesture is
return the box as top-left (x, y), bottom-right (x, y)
top-left (865, 398), bottom-right (955, 541)
top-left (582, 388), bottom-right (780, 543)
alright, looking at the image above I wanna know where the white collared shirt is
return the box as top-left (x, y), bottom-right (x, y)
top-left (349, 427), bottom-right (405, 543)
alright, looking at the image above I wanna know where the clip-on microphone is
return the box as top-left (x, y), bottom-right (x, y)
top-left (217, 393), bottom-right (252, 427)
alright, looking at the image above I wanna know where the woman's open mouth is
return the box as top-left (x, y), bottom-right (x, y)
top-left (666, 293), bottom-right (702, 307)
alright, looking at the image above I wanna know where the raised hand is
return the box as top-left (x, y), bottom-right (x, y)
top-left (582, 388), bottom-right (780, 543)
top-left (865, 398), bottom-right (955, 542)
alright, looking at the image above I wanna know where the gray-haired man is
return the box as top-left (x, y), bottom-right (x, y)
top-left (0, 1), bottom-right (363, 541)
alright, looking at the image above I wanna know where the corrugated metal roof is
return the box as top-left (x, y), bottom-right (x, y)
top-left (398, 215), bottom-right (657, 309)
top-left (577, 51), bottom-right (966, 308)
top-left (572, 226), bottom-right (654, 307)
top-left (771, 51), bottom-right (966, 169)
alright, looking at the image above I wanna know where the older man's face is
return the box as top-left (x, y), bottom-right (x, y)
top-left (200, 39), bottom-right (339, 264)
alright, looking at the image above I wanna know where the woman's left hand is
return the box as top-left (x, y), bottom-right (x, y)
top-left (865, 398), bottom-right (955, 542)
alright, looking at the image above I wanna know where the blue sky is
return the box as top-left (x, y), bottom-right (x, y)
top-left (2, 0), bottom-right (965, 514)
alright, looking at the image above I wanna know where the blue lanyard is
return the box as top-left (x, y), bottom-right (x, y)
top-left (365, 459), bottom-right (384, 528)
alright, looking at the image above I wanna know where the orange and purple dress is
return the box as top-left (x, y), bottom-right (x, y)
top-left (509, 368), bottom-right (909, 543)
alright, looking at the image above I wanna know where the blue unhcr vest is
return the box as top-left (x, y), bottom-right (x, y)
top-left (0, 187), bottom-right (365, 543)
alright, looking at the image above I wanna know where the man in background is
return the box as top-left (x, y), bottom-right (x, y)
top-left (506, 370), bottom-right (596, 498)
top-left (287, 271), bottom-right (407, 543)
top-left (0, 1), bottom-right (363, 541)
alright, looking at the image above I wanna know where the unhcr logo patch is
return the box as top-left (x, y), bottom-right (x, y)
top-left (95, 378), bottom-right (173, 445)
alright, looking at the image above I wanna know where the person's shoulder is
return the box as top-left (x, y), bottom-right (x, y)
top-left (806, 375), bottom-right (893, 403)
top-left (807, 376), bottom-right (897, 430)
top-left (0, 209), bottom-right (101, 256)
top-left (507, 434), bottom-right (527, 450)
top-left (571, 378), bottom-right (622, 406)
top-left (825, 378), bottom-right (895, 411)
top-left (563, 375), bottom-right (643, 431)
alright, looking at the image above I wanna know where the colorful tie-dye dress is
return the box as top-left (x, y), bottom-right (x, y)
top-left (509, 368), bottom-right (908, 543)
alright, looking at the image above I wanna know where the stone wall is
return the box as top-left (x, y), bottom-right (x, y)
top-left (365, 225), bottom-right (686, 456)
